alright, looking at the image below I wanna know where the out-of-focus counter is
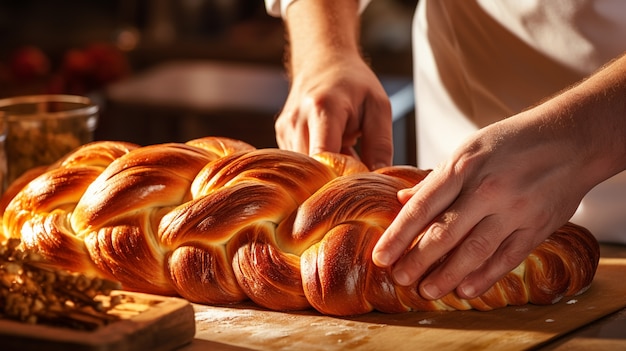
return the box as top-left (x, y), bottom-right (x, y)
top-left (178, 243), bottom-right (626, 351)
top-left (101, 61), bottom-right (289, 149)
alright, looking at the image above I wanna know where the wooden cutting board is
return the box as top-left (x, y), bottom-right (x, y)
top-left (0, 291), bottom-right (195, 351)
top-left (189, 244), bottom-right (626, 351)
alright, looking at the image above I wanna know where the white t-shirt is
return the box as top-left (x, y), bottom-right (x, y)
top-left (265, 0), bottom-right (626, 243)
top-left (264, 0), bottom-right (371, 17)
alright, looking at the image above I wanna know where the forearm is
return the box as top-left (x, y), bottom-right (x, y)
top-left (283, 0), bottom-right (362, 78)
top-left (533, 52), bottom-right (626, 189)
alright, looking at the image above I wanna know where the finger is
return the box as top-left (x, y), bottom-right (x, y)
top-left (274, 114), bottom-right (290, 150)
top-left (275, 111), bottom-right (310, 154)
top-left (416, 214), bottom-right (507, 299)
top-left (455, 227), bottom-right (538, 299)
top-left (307, 106), bottom-right (343, 156)
top-left (372, 169), bottom-right (460, 268)
top-left (383, 178), bottom-right (496, 288)
top-left (360, 97), bottom-right (393, 170)
top-left (388, 208), bottom-right (473, 288)
top-left (397, 186), bottom-right (419, 204)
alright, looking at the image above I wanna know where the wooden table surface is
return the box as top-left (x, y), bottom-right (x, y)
top-left (179, 243), bottom-right (626, 351)
top-left (539, 243), bottom-right (626, 351)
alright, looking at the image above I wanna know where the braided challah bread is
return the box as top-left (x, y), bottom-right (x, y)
top-left (0, 137), bottom-right (600, 316)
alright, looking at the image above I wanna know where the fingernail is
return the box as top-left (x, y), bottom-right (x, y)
top-left (421, 283), bottom-right (441, 300)
top-left (397, 188), bottom-right (408, 197)
top-left (393, 269), bottom-right (411, 286)
top-left (460, 284), bottom-right (476, 299)
top-left (397, 189), bottom-right (411, 203)
top-left (373, 251), bottom-right (390, 267)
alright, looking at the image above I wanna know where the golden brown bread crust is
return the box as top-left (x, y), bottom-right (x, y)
top-left (1, 140), bottom-right (140, 274)
top-left (296, 171), bottom-right (599, 315)
top-left (0, 137), bottom-right (600, 316)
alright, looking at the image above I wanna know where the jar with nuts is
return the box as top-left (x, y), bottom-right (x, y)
top-left (0, 94), bottom-right (98, 191)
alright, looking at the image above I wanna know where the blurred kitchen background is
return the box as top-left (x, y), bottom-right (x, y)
top-left (0, 0), bottom-right (418, 165)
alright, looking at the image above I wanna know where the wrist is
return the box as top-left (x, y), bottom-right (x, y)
top-left (284, 0), bottom-right (362, 76)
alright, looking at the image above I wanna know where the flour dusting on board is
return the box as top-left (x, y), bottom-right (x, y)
top-left (195, 309), bottom-right (254, 322)
top-left (193, 306), bottom-right (375, 350)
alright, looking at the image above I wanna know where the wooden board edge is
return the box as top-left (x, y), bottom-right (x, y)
top-left (0, 291), bottom-right (196, 351)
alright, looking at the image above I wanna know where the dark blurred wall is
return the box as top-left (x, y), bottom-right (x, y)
top-left (0, 0), bottom-right (416, 77)
top-left (0, 0), bottom-right (266, 52)
top-left (0, 0), bottom-right (417, 159)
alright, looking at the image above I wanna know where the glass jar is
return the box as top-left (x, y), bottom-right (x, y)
top-left (0, 94), bottom-right (98, 190)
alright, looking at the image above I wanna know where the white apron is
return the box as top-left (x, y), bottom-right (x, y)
top-left (414, 0), bottom-right (626, 243)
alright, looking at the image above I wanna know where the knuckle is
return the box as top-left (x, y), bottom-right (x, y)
top-left (306, 93), bottom-right (339, 113)
top-left (400, 198), bottom-right (431, 227)
top-left (463, 235), bottom-right (496, 260)
top-left (400, 250), bottom-right (427, 278)
top-left (440, 268), bottom-right (462, 287)
top-left (373, 97), bottom-right (392, 116)
top-left (499, 246), bottom-right (528, 269)
top-left (509, 196), bottom-right (530, 212)
top-left (427, 222), bottom-right (456, 248)
top-left (472, 176), bottom-right (502, 202)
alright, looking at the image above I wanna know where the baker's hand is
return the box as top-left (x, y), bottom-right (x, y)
top-left (275, 53), bottom-right (393, 170)
top-left (372, 113), bottom-right (593, 300)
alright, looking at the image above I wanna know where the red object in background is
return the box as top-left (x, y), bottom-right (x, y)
top-left (8, 45), bottom-right (51, 83)
top-left (51, 42), bottom-right (131, 95)
top-left (83, 43), bottom-right (131, 86)
top-left (62, 48), bottom-right (94, 78)
top-left (57, 48), bottom-right (96, 95)
top-left (2, 43), bottom-right (131, 96)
